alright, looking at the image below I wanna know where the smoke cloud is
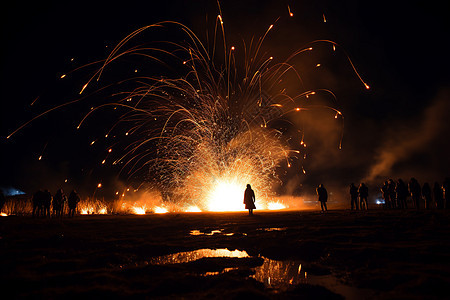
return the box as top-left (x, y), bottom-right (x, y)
top-left (364, 88), bottom-right (450, 183)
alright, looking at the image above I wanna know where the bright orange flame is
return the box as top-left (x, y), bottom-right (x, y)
top-left (185, 205), bottom-right (201, 212)
top-left (267, 202), bottom-right (286, 210)
top-left (154, 206), bottom-right (168, 214)
top-left (132, 206), bottom-right (147, 214)
top-left (207, 179), bottom-right (245, 211)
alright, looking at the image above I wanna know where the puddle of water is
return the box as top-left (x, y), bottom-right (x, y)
top-left (252, 256), bottom-right (306, 289)
top-left (189, 229), bottom-right (225, 236)
top-left (189, 229), bottom-right (239, 236)
top-left (146, 248), bottom-right (374, 299)
top-left (257, 227), bottom-right (287, 232)
top-left (148, 248), bottom-right (249, 265)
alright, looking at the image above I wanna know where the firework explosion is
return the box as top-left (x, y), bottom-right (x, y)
top-left (9, 12), bottom-right (368, 212)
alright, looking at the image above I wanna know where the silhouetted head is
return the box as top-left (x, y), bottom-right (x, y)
top-left (246, 184), bottom-right (251, 189)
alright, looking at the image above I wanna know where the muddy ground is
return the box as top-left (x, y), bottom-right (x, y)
top-left (1, 209), bottom-right (450, 299)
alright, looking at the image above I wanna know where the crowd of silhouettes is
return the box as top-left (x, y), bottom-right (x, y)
top-left (379, 178), bottom-right (450, 210)
top-left (32, 188), bottom-right (80, 218)
top-left (349, 183), bottom-right (369, 210)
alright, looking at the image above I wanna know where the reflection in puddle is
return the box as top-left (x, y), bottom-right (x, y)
top-left (189, 229), bottom-right (241, 236)
top-left (148, 248), bottom-right (307, 289)
top-left (190, 229), bottom-right (224, 236)
top-left (147, 248), bottom-right (372, 298)
top-left (252, 257), bottom-right (306, 289)
top-left (148, 248), bottom-right (249, 265)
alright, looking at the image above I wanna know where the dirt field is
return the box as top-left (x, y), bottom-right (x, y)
top-left (1, 209), bottom-right (450, 299)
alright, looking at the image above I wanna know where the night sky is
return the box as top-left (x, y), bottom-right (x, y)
top-left (1, 0), bottom-right (450, 199)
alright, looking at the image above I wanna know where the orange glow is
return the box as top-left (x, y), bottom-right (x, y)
top-left (267, 201), bottom-right (286, 210)
top-left (206, 179), bottom-right (246, 211)
top-left (132, 206), bottom-right (147, 215)
top-left (185, 205), bottom-right (201, 212)
top-left (154, 206), bottom-right (168, 214)
top-left (97, 183), bottom-right (102, 188)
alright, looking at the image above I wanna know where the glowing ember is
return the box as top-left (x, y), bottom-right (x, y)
top-left (0, 212), bottom-right (7, 217)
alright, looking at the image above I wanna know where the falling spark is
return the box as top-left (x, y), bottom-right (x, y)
top-left (97, 183), bottom-right (102, 188)
top-left (287, 5), bottom-right (294, 17)
top-left (30, 96), bottom-right (39, 106)
top-left (80, 82), bottom-right (88, 94)
top-left (323, 13), bottom-right (327, 23)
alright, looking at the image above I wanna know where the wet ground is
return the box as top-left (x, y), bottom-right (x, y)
top-left (1, 209), bottom-right (450, 299)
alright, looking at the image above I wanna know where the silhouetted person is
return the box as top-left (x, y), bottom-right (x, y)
top-left (396, 179), bottom-right (408, 209)
top-left (443, 178), bottom-right (450, 209)
top-left (350, 183), bottom-right (359, 210)
top-left (358, 183), bottom-right (369, 210)
top-left (0, 189), bottom-right (5, 213)
top-left (43, 190), bottom-right (52, 217)
top-left (243, 184), bottom-right (256, 215)
top-left (409, 178), bottom-right (421, 209)
top-left (32, 190), bottom-right (44, 218)
top-left (68, 190), bottom-right (80, 217)
top-left (53, 189), bottom-right (66, 218)
top-left (388, 179), bottom-right (397, 209)
top-left (316, 184), bottom-right (328, 212)
top-left (434, 182), bottom-right (444, 209)
top-left (422, 182), bottom-right (432, 209)
top-left (381, 181), bottom-right (389, 209)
